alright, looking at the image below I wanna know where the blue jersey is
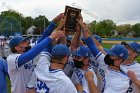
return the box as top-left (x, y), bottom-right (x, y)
top-left (0, 58), bottom-right (8, 93)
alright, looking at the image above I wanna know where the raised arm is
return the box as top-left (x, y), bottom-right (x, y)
top-left (18, 31), bottom-right (65, 67)
top-left (37, 13), bottom-right (64, 43)
top-left (70, 25), bottom-right (81, 52)
top-left (77, 19), bottom-right (100, 57)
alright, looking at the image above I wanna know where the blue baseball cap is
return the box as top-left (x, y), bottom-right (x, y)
top-left (93, 35), bottom-right (102, 44)
top-left (66, 35), bottom-right (72, 41)
top-left (73, 46), bottom-right (91, 57)
top-left (9, 36), bottom-right (29, 48)
top-left (121, 41), bottom-right (140, 55)
top-left (104, 44), bottom-right (128, 60)
top-left (51, 44), bottom-right (70, 56)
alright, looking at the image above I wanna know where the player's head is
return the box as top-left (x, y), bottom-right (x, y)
top-left (121, 41), bottom-right (140, 58)
top-left (104, 44), bottom-right (128, 67)
top-left (51, 44), bottom-right (70, 68)
top-left (93, 35), bottom-right (102, 44)
top-left (66, 35), bottom-right (72, 47)
top-left (73, 45), bottom-right (91, 69)
top-left (9, 36), bottom-right (31, 54)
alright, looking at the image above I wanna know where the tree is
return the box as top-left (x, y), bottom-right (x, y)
top-left (116, 24), bottom-right (132, 37)
top-left (24, 16), bottom-right (34, 29)
top-left (90, 19), bottom-right (116, 37)
top-left (0, 10), bottom-right (25, 36)
top-left (34, 15), bottom-right (50, 34)
top-left (132, 23), bottom-right (140, 37)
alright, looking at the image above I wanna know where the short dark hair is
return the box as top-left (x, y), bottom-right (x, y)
top-left (10, 47), bottom-right (17, 53)
top-left (51, 55), bottom-right (67, 63)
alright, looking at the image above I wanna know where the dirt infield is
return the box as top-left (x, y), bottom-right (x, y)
top-left (103, 41), bottom-right (122, 44)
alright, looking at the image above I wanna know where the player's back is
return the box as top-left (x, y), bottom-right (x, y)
top-left (35, 52), bottom-right (77, 93)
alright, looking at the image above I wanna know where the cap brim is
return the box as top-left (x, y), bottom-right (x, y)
top-left (121, 41), bottom-right (129, 46)
top-left (121, 41), bottom-right (135, 51)
top-left (73, 52), bottom-right (83, 57)
top-left (20, 37), bottom-right (30, 43)
top-left (104, 48), bottom-right (117, 56)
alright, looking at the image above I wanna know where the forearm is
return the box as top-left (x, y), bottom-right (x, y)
top-left (75, 84), bottom-right (83, 93)
top-left (18, 37), bottom-right (52, 67)
top-left (133, 79), bottom-right (140, 89)
top-left (87, 80), bottom-right (100, 93)
top-left (71, 30), bottom-right (81, 52)
top-left (85, 37), bottom-right (100, 57)
top-left (37, 21), bottom-right (56, 43)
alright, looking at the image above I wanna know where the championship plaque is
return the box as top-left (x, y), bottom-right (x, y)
top-left (64, 6), bottom-right (81, 33)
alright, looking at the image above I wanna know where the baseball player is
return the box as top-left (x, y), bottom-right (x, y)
top-left (35, 44), bottom-right (78, 93)
top-left (77, 19), bottom-right (130, 93)
top-left (121, 41), bottom-right (140, 93)
top-left (7, 30), bottom-right (63, 93)
top-left (63, 24), bottom-right (98, 93)
top-left (71, 46), bottom-right (98, 93)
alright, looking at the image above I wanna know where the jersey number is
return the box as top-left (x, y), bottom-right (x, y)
top-left (36, 79), bottom-right (50, 93)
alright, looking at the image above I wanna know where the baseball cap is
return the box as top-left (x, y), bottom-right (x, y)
top-left (104, 44), bottom-right (128, 60)
top-left (121, 41), bottom-right (140, 55)
top-left (51, 44), bottom-right (70, 56)
top-left (73, 46), bottom-right (91, 57)
top-left (66, 35), bottom-right (72, 41)
top-left (9, 36), bottom-right (30, 48)
top-left (93, 35), bottom-right (102, 44)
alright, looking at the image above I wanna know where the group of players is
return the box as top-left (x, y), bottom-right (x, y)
top-left (1, 13), bottom-right (140, 93)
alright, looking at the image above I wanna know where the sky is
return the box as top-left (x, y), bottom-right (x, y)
top-left (0, 0), bottom-right (140, 25)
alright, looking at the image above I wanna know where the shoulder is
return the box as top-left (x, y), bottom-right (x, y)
top-left (7, 53), bottom-right (21, 62)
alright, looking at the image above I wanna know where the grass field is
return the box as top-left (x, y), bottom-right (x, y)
top-left (6, 43), bottom-right (140, 93)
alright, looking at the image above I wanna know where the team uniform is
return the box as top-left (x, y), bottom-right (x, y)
top-left (7, 22), bottom-right (56, 93)
top-left (71, 67), bottom-right (98, 93)
top-left (121, 61), bottom-right (140, 93)
top-left (94, 53), bottom-right (130, 93)
top-left (7, 53), bottom-right (35, 93)
top-left (35, 51), bottom-right (78, 93)
top-left (85, 37), bottom-right (130, 93)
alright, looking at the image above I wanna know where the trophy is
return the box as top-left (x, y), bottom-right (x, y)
top-left (64, 6), bottom-right (81, 34)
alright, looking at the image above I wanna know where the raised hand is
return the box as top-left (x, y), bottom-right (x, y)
top-left (128, 70), bottom-right (137, 82)
top-left (53, 13), bottom-right (64, 23)
top-left (49, 30), bottom-right (65, 40)
top-left (55, 16), bottom-right (66, 31)
top-left (84, 70), bottom-right (94, 81)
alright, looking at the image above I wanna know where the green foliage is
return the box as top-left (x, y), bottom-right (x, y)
top-left (116, 24), bottom-right (132, 37)
top-left (0, 10), bottom-right (50, 36)
top-left (0, 10), bottom-right (22, 36)
top-left (34, 15), bottom-right (50, 31)
top-left (90, 19), bottom-right (116, 37)
top-left (132, 23), bottom-right (140, 37)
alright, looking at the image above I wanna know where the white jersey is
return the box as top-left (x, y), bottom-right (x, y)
top-left (35, 52), bottom-right (78, 93)
top-left (122, 61), bottom-right (140, 93)
top-left (91, 52), bottom-right (130, 93)
top-left (71, 67), bottom-right (98, 93)
top-left (90, 55), bottom-right (99, 74)
top-left (63, 56), bottom-right (75, 78)
top-left (7, 53), bottom-right (35, 93)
